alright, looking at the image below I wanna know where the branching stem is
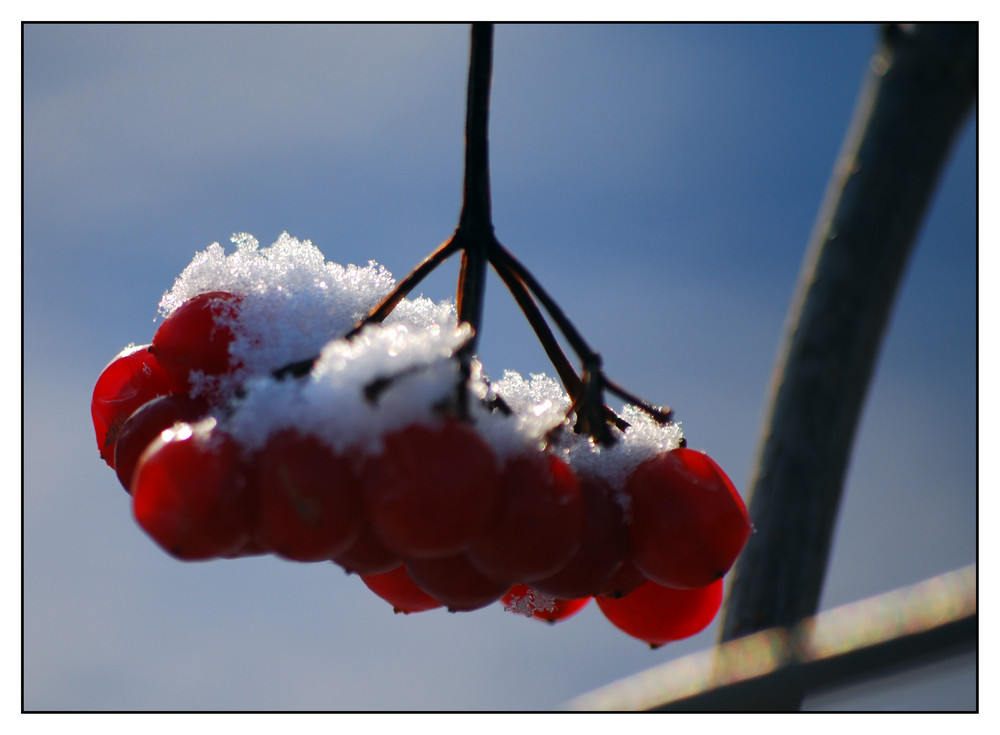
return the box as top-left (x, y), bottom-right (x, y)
top-left (345, 237), bottom-right (461, 338)
top-left (280, 22), bottom-right (678, 444)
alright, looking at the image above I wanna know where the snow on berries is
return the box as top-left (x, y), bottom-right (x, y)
top-left (89, 232), bottom-right (751, 647)
top-left (503, 584), bottom-right (591, 624)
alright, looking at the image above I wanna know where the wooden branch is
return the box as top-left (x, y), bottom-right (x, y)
top-left (718, 24), bottom-right (977, 710)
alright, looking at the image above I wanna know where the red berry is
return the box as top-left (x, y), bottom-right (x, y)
top-left (596, 578), bottom-right (724, 648)
top-left (502, 584), bottom-right (591, 624)
top-left (91, 344), bottom-right (175, 468)
top-left (114, 393), bottom-right (212, 492)
top-left (362, 565), bottom-right (443, 614)
top-left (223, 536), bottom-right (270, 559)
top-left (532, 474), bottom-right (629, 598)
top-left (151, 291), bottom-right (242, 390)
top-left (467, 453), bottom-right (584, 583)
top-left (251, 430), bottom-right (363, 562)
top-left (625, 448), bottom-right (751, 589)
top-left (405, 554), bottom-right (511, 612)
top-left (363, 419), bottom-right (500, 559)
top-left (596, 559), bottom-right (649, 599)
top-left (131, 418), bottom-right (252, 561)
top-left (332, 524), bottom-right (402, 576)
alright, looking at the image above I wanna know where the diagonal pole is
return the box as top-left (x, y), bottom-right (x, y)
top-left (719, 23), bottom-right (977, 709)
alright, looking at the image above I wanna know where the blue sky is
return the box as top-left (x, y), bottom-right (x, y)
top-left (23, 23), bottom-right (976, 710)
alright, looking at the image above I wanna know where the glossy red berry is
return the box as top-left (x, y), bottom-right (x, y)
top-left (532, 474), bottom-right (629, 598)
top-left (625, 448), bottom-right (751, 589)
top-left (468, 453), bottom-right (584, 583)
top-left (91, 344), bottom-right (176, 468)
top-left (405, 554), bottom-right (511, 612)
top-left (362, 565), bottom-right (443, 614)
top-left (131, 418), bottom-right (252, 561)
top-left (596, 578), bottom-right (724, 648)
top-left (251, 430), bottom-right (363, 561)
top-left (151, 291), bottom-right (242, 390)
top-left (223, 536), bottom-right (270, 559)
top-left (363, 419), bottom-right (500, 559)
top-left (332, 524), bottom-right (403, 576)
top-left (502, 584), bottom-right (591, 624)
top-left (596, 559), bottom-right (649, 599)
top-left (113, 393), bottom-right (211, 492)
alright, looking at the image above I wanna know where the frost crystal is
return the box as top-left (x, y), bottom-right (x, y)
top-left (503, 587), bottom-right (557, 618)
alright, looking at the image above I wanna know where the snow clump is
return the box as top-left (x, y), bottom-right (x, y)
top-left (160, 233), bottom-right (683, 489)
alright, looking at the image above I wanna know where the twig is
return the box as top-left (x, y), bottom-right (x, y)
top-left (345, 237), bottom-right (460, 338)
top-left (489, 255), bottom-right (584, 396)
top-left (334, 23), bottom-right (677, 443)
top-left (487, 240), bottom-right (600, 372)
top-left (454, 23), bottom-right (495, 351)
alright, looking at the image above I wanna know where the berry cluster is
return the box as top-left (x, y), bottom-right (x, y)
top-left (90, 235), bottom-right (750, 647)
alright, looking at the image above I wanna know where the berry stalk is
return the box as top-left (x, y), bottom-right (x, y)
top-left (289, 23), bottom-right (676, 445)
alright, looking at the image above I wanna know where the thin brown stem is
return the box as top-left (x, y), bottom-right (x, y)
top-left (454, 23), bottom-right (495, 356)
top-left (346, 236), bottom-right (461, 338)
top-left (487, 240), bottom-right (599, 369)
top-left (604, 377), bottom-right (673, 425)
top-left (458, 23), bottom-right (494, 235)
top-left (491, 252), bottom-right (631, 435)
top-left (298, 23), bottom-right (672, 447)
top-left (489, 253), bottom-right (582, 395)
